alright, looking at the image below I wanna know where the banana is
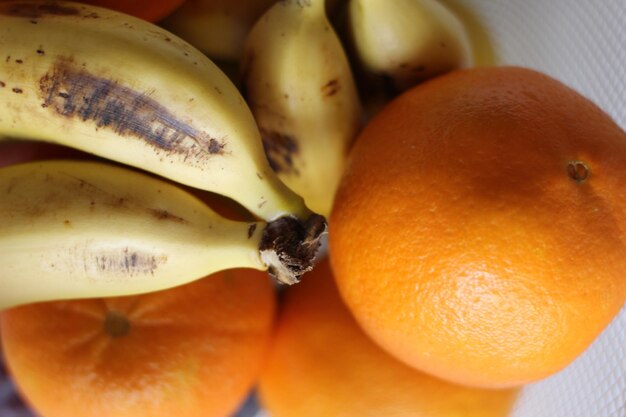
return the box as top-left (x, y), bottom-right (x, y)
top-left (242, 0), bottom-right (363, 217)
top-left (0, 0), bottom-right (315, 223)
top-left (0, 159), bottom-right (324, 310)
top-left (161, 0), bottom-right (277, 63)
top-left (346, 0), bottom-right (472, 91)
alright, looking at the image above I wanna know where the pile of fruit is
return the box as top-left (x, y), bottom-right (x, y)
top-left (0, 1), bottom-right (624, 416)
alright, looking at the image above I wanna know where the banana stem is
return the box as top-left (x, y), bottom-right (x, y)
top-left (259, 214), bottom-right (327, 284)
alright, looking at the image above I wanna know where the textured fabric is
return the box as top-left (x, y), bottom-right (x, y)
top-left (0, 355), bottom-right (35, 417)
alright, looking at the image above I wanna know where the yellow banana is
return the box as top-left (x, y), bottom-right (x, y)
top-left (347, 0), bottom-right (472, 91)
top-left (0, 159), bottom-right (324, 310)
top-left (242, 0), bottom-right (363, 217)
top-left (0, 0), bottom-right (314, 223)
top-left (161, 0), bottom-right (277, 62)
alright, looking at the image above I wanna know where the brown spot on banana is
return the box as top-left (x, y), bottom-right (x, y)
top-left (260, 128), bottom-right (299, 175)
top-left (46, 244), bottom-right (167, 279)
top-left (321, 78), bottom-right (340, 97)
top-left (38, 58), bottom-right (227, 160)
top-left (247, 223), bottom-right (257, 239)
top-left (92, 248), bottom-right (166, 277)
top-left (147, 208), bottom-right (188, 224)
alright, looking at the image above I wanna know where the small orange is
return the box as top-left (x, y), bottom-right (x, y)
top-left (0, 0), bottom-right (184, 22)
top-left (329, 66), bottom-right (626, 388)
top-left (0, 141), bottom-right (89, 168)
top-left (259, 259), bottom-right (519, 416)
top-left (1, 269), bottom-right (275, 417)
top-left (76, 0), bottom-right (184, 21)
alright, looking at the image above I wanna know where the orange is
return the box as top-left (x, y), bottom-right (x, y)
top-left (259, 259), bottom-right (519, 416)
top-left (80, 0), bottom-right (185, 21)
top-left (329, 66), bottom-right (626, 388)
top-left (0, 0), bottom-right (185, 22)
top-left (0, 141), bottom-right (89, 168)
top-left (1, 269), bottom-right (275, 417)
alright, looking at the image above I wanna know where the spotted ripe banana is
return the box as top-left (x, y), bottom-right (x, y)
top-left (242, 0), bottom-right (363, 217)
top-left (347, 0), bottom-right (472, 91)
top-left (0, 159), bottom-right (324, 310)
top-left (0, 0), bottom-right (315, 224)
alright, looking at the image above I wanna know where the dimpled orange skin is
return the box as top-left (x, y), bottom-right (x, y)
top-left (259, 259), bottom-right (519, 417)
top-left (1, 269), bottom-right (275, 417)
top-left (329, 66), bottom-right (626, 388)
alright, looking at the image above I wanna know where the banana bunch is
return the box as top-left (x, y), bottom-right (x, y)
top-left (0, 159), bottom-right (324, 309)
top-left (0, 1), bottom-right (327, 308)
top-left (346, 0), bottom-right (473, 92)
top-left (242, 0), bottom-right (363, 217)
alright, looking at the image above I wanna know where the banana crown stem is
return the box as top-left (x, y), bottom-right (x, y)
top-left (259, 214), bottom-right (327, 284)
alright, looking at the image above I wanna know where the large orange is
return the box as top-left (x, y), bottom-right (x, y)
top-left (329, 66), bottom-right (626, 388)
top-left (259, 259), bottom-right (518, 416)
top-left (1, 269), bottom-right (275, 417)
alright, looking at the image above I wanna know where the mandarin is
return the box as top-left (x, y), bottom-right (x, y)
top-left (1, 268), bottom-right (275, 417)
top-left (329, 66), bottom-right (626, 388)
top-left (259, 259), bottom-right (518, 417)
top-left (0, 0), bottom-right (184, 22)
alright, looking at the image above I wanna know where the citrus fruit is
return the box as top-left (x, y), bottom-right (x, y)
top-left (77, 0), bottom-right (184, 21)
top-left (0, 141), bottom-right (88, 169)
top-left (0, 0), bottom-right (184, 22)
top-left (1, 268), bottom-right (275, 417)
top-left (259, 259), bottom-right (519, 416)
top-left (329, 66), bottom-right (626, 388)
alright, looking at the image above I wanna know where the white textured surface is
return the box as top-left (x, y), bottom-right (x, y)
top-left (461, 0), bottom-right (626, 416)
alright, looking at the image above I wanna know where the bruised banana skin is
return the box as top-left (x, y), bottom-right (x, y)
top-left (0, 0), bottom-right (312, 223)
top-left (347, 0), bottom-right (472, 91)
top-left (243, 0), bottom-right (363, 217)
top-left (0, 160), bottom-right (323, 310)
